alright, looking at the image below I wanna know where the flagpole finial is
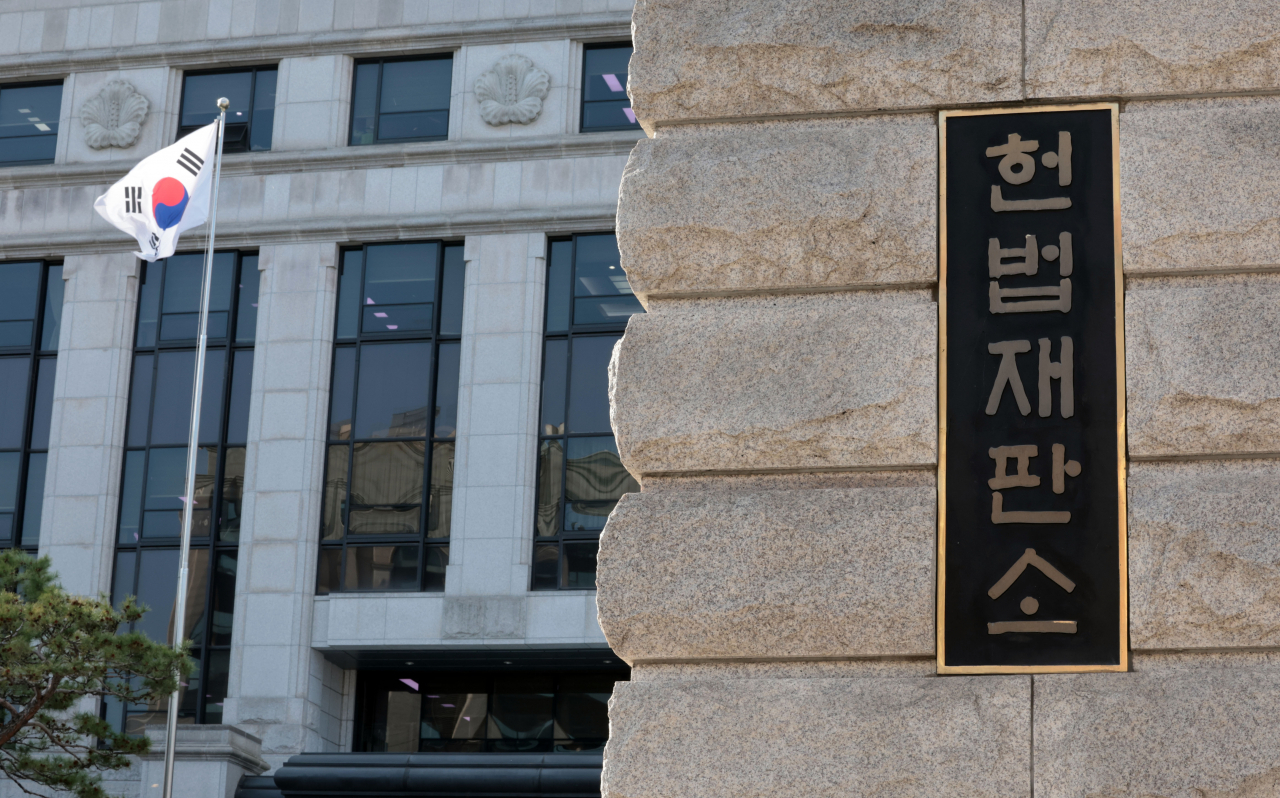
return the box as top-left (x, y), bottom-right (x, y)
top-left (217, 97), bottom-right (229, 110)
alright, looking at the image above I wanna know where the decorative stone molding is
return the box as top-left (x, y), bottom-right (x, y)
top-left (81, 80), bottom-right (149, 149)
top-left (475, 54), bottom-right (550, 126)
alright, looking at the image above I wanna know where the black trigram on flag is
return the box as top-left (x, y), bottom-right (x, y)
top-left (176, 147), bottom-right (204, 177)
top-left (124, 186), bottom-right (143, 214)
top-left (148, 233), bottom-right (159, 250)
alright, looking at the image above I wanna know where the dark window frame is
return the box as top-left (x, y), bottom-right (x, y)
top-left (0, 260), bottom-right (62, 552)
top-left (109, 250), bottom-right (258, 731)
top-left (177, 65), bottom-right (277, 154)
top-left (318, 241), bottom-right (463, 594)
top-left (579, 42), bottom-right (639, 133)
top-left (0, 80), bottom-right (64, 167)
top-left (348, 54), bottom-right (454, 147)
top-left (533, 235), bottom-right (640, 591)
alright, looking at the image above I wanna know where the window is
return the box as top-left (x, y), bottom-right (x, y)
top-left (355, 669), bottom-right (627, 753)
top-left (0, 82), bottom-right (62, 166)
top-left (580, 44), bottom-right (638, 132)
top-left (178, 67), bottom-right (277, 153)
top-left (349, 56), bottom-right (452, 146)
top-left (534, 234), bottom-right (642, 590)
top-left (108, 251), bottom-right (259, 734)
top-left (318, 242), bottom-right (464, 594)
top-left (0, 261), bottom-right (62, 552)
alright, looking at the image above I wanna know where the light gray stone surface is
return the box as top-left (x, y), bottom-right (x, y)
top-left (597, 486), bottom-right (935, 661)
top-left (628, 659), bottom-right (936, 681)
top-left (1121, 98), bottom-right (1280, 274)
top-left (617, 116), bottom-right (936, 301)
top-left (138, 725), bottom-right (267, 798)
top-left (610, 290), bottom-right (937, 475)
top-left (1128, 459), bottom-right (1280, 650)
top-left (604, 675), bottom-right (1031, 798)
top-left (1034, 666), bottom-right (1280, 798)
top-left (1126, 273), bottom-right (1280, 457)
top-left (627, 0), bottom-right (1023, 127)
top-left (1026, 0), bottom-right (1280, 100)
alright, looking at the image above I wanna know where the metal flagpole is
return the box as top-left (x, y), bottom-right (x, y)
top-left (162, 96), bottom-right (229, 798)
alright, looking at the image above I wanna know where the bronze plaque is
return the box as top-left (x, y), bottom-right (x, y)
top-left (938, 104), bottom-right (1127, 674)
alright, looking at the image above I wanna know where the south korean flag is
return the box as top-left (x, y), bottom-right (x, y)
top-left (93, 122), bottom-right (218, 262)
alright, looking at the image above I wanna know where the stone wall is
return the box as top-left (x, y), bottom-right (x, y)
top-left (598, 1), bottom-right (1280, 796)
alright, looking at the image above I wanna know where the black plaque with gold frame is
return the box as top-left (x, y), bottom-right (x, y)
top-left (937, 104), bottom-right (1127, 674)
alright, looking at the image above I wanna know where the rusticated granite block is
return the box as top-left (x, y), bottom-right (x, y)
top-left (596, 485), bottom-right (935, 661)
top-left (1026, 0), bottom-right (1280, 100)
top-left (1121, 98), bottom-right (1280, 274)
top-left (628, 0), bottom-right (1023, 128)
top-left (610, 290), bottom-right (936, 475)
top-left (1035, 665), bottom-right (1280, 797)
top-left (1128, 459), bottom-right (1280, 650)
top-left (617, 116), bottom-right (935, 301)
top-left (1126, 273), bottom-right (1280, 457)
top-left (604, 675), bottom-right (1031, 798)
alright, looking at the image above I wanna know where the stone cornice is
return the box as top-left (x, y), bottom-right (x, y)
top-left (0, 206), bottom-right (619, 259)
top-left (0, 131), bottom-right (642, 191)
top-left (0, 12), bottom-right (633, 81)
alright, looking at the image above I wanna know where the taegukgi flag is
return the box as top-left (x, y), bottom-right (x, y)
top-left (93, 122), bottom-right (218, 262)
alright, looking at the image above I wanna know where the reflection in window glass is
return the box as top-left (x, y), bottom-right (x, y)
top-left (109, 251), bottom-right (256, 733)
top-left (0, 82), bottom-right (62, 166)
top-left (179, 67), bottom-right (276, 153)
top-left (355, 670), bottom-right (628, 753)
top-left (320, 242), bottom-right (463, 593)
top-left (349, 57), bottom-right (452, 146)
top-left (581, 45), bottom-right (639, 132)
top-left (534, 235), bottom-right (642, 589)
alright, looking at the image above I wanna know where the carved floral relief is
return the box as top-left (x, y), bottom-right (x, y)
top-left (475, 54), bottom-right (551, 126)
top-left (82, 80), bottom-right (149, 149)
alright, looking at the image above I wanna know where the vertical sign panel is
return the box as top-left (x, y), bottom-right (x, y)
top-left (938, 105), bottom-right (1126, 674)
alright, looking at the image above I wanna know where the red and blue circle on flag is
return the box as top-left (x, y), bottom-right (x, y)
top-left (151, 177), bottom-right (189, 230)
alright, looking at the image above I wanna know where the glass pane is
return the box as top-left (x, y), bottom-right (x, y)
top-left (20, 452), bottom-right (46, 546)
top-left (0, 452), bottom-right (19, 514)
top-left (321, 445), bottom-right (349, 541)
top-left (422, 685), bottom-right (486, 740)
top-left (0, 358), bottom-right (29, 448)
top-left (126, 354), bottom-right (153, 448)
top-left (375, 110), bottom-right (448, 141)
top-left (562, 541), bottom-right (598, 590)
top-left (219, 447), bottom-right (245, 543)
top-left (489, 676), bottom-right (554, 746)
top-left (353, 342), bottom-right (432, 439)
top-left (111, 550), bottom-right (137, 611)
top-left (182, 71), bottom-right (253, 128)
top-left (0, 134), bottom-right (56, 166)
top-left (0, 261), bottom-right (41, 334)
top-left (555, 675), bottom-right (615, 742)
top-left (118, 450), bottom-right (145, 544)
top-left (134, 547), bottom-right (209, 645)
top-left (379, 59), bottom-right (452, 114)
top-left (434, 342), bottom-right (460, 439)
top-left (438, 245), bottom-right (465, 336)
top-left (344, 545), bottom-right (419, 591)
top-left (531, 543), bottom-right (558, 590)
top-left (249, 69), bottom-right (277, 152)
top-left (135, 263), bottom-right (160, 348)
top-left (544, 241), bottom-right (572, 333)
top-left (209, 552), bottom-right (237, 646)
top-left (535, 440), bottom-right (563, 538)
top-left (567, 335), bottom-right (619, 434)
top-left (348, 441), bottom-right (424, 535)
top-left (40, 265), bottom-right (64, 351)
top-left (564, 436), bottom-right (636, 532)
top-left (225, 350), bottom-right (253, 446)
top-left (364, 242), bottom-right (438, 306)
top-left (424, 544), bottom-right (447, 592)
top-left (144, 447), bottom-right (214, 539)
top-left (28, 358), bottom-right (55, 450)
top-left (582, 100), bottom-right (638, 131)
top-left (583, 47), bottom-right (632, 102)
top-left (573, 234), bottom-right (641, 325)
top-left (336, 250), bottom-right (363, 340)
top-left (161, 253), bottom-right (234, 339)
top-left (329, 346), bottom-right (356, 440)
top-left (204, 649), bottom-right (231, 723)
top-left (539, 339), bottom-right (567, 435)
top-left (385, 687), bottom-right (423, 753)
top-left (350, 63), bottom-right (380, 146)
top-left (235, 255), bottom-right (260, 343)
top-left (316, 548), bottom-right (341, 595)
top-left (362, 303), bottom-right (432, 333)
top-left (150, 350), bottom-right (225, 446)
top-left (0, 85), bottom-right (61, 141)
top-left (427, 442), bottom-right (453, 539)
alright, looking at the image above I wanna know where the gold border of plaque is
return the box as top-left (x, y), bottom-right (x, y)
top-left (936, 103), bottom-right (1128, 675)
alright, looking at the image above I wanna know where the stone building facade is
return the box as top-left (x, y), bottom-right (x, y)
top-left (599, 1), bottom-right (1280, 797)
top-left (0, 1), bottom-right (641, 796)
